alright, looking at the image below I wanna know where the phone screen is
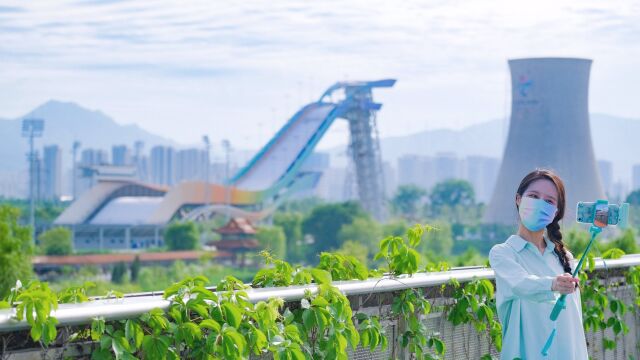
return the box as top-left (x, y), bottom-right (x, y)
top-left (594, 203), bottom-right (609, 228)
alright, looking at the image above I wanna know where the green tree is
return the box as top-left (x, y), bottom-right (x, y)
top-left (111, 262), bottom-right (127, 284)
top-left (626, 190), bottom-right (640, 206)
top-left (0, 199), bottom-right (68, 225)
top-left (453, 247), bottom-right (487, 267)
top-left (277, 197), bottom-right (324, 215)
top-left (382, 219), bottom-right (409, 237)
top-left (256, 226), bottom-right (286, 260)
top-left (604, 229), bottom-right (639, 255)
top-left (429, 179), bottom-right (475, 211)
top-left (563, 228), bottom-right (591, 256)
top-left (391, 185), bottom-right (427, 220)
top-left (0, 205), bottom-right (33, 297)
top-left (35, 202), bottom-right (68, 223)
top-left (625, 191), bottom-right (640, 228)
top-left (130, 255), bottom-right (141, 282)
top-left (38, 227), bottom-right (73, 255)
top-left (338, 216), bottom-right (382, 257)
top-left (336, 240), bottom-right (369, 266)
top-left (164, 222), bottom-right (199, 251)
top-left (302, 202), bottom-right (365, 256)
top-left (420, 222), bottom-right (454, 257)
top-left (273, 212), bottom-right (305, 262)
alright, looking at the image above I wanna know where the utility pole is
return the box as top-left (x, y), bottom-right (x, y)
top-left (72, 141), bottom-right (81, 200)
top-left (22, 118), bottom-right (44, 244)
top-left (222, 139), bottom-right (231, 221)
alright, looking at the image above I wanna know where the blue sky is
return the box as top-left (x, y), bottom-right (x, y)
top-left (1, 0), bottom-right (640, 149)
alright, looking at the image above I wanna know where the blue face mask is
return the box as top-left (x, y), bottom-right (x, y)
top-left (518, 196), bottom-right (558, 232)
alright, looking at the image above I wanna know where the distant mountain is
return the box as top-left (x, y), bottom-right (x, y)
top-left (2, 100), bottom-right (638, 184)
top-left (330, 113), bottom-right (640, 182)
top-left (0, 100), bottom-right (177, 172)
top-left (378, 119), bottom-right (506, 160)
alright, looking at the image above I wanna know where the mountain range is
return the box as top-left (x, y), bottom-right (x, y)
top-left (376, 113), bottom-right (640, 182)
top-left (1, 100), bottom-right (639, 183)
top-left (0, 100), bottom-right (176, 172)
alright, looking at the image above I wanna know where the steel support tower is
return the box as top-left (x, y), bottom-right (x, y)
top-left (343, 85), bottom-right (387, 221)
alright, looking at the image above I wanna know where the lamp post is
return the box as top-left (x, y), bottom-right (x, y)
top-left (222, 139), bottom-right (231, 221)
top-left (72, 141), bottom-right (81, 200)
top-left (202, 135), bottom-right (211, 215)
top-left (22, 118), bottom-right (45, 244)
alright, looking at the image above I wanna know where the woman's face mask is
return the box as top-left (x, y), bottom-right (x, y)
top-left (518, 196), bottom-right (558, 232)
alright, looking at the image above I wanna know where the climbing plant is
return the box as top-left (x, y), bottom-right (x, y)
top-left (0, 223), bottom-right (636, 360)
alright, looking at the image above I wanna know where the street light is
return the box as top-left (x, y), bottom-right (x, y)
top-left (72, 141), bottom-right (81, 200)
top-left (21, 118), bottom-right (45, 244)
top-left (202, 135), bottom-right (211, 214)
top-left (222, 139), bottom-right (232, 221)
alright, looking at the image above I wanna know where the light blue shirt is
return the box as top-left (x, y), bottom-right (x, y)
top-left (489, 235), bottom-right (588, 360)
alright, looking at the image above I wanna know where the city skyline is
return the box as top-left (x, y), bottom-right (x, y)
top-left (3, 103), bottom-right (640, 200)
top-left (2, 1), bottom-right (640, 150)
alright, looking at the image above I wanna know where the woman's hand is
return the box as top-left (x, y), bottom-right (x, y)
top-left (551, 273), bottom-right (579, 294)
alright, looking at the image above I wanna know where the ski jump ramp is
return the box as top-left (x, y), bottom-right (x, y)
top-left (55, 80), bottom-right (395, 226)
top-left (186, 79), bottom-right (396, 220)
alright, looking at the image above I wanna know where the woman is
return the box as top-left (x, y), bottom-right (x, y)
top-left (489, 169), bottom-right (588, 359)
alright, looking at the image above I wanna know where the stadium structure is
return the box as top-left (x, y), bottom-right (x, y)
top-left (484, 58), bottom-right (605, 225)
top-left (55, 80), bottom-right (395, 249)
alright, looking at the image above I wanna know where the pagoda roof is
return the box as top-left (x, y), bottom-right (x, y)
top-left (215, 217), bottom-right (257, 235)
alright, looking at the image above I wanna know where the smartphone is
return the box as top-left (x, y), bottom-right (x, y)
top-left (576, 200), bottom-right (629, 228)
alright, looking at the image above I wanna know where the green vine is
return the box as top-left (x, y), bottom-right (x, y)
top-left (2, 223), bottom-right (637, 359)
top-left (580, 250), bottom-right (631, 353)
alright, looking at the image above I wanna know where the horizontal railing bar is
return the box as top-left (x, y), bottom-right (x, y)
top-left (1, 254), bottom-right (639, 332)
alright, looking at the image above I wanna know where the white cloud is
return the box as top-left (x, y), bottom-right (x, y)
top-left (0, 0), bottom-right (639, 149)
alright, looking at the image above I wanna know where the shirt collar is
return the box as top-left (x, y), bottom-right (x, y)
top-left (543, 236), bottom-right (556, 255)
top-left (506, 234), bottom-right (556, 254)
top-left (506, 235), bottom-right (528, 252)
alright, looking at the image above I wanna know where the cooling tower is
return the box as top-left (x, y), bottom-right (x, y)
top-left (484, 58), bottom-right (605, 225)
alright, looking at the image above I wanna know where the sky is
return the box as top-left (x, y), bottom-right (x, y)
top-left (1, 0), bottom-right (640, 150)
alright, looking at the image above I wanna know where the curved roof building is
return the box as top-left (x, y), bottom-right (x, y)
top-left (54, 180), bottom-right (271, 225)
top-left (55, 181), bottom-right (168, 225)
top-left (484, 58), bottom-right (605, 225)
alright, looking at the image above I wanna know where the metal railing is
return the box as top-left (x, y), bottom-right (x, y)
top-left (2, 255), bottom-right (640, 359)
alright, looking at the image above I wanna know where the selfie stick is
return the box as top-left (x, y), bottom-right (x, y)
top-left (541, 199), bottom-right (629, 356)
top-left (541, 225), bottom-right (601, 356)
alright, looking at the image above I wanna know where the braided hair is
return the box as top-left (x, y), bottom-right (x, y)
top-left (547, 220), bottom-right (572, 273)
top-left (516, 169), bottom-right (572, 274)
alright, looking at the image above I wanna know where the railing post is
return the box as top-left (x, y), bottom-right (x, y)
top-left (396, 313), bottom-right (408, 359)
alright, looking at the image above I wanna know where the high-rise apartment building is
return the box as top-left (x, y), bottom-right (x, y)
top-left (631, 164), bottom-right (640, 193)
top-left (434, 152), bottom-right (462, 184)
top-left (397, 154), bottom-right (435, 191)
top-left (150, 146), bottom-right (176, 186)
top-left (42, 145), bottom-right (62, 200)
top-left (176, 148), bottom-right (207, 183)
top-left (465, 156), bottom-right (500, 204)
top-left (597, 160), bottom-right (613, 196)
top-left (81, 148), bottom-right (109, 166)
top-left (112, 145), bottom-right (132, 166)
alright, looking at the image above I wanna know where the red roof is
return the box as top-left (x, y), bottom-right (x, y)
top-left (33, 250), bottom-right (232, 266)
top-left (215, 217), bottom-right (256, 235)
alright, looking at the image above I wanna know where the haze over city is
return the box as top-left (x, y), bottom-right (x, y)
top-left (2, 0), bottom-right (640, 150)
